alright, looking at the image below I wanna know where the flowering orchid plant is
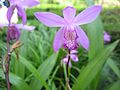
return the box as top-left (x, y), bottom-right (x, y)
top-left (35, 6), bottom-right (102, 52)
top-left (0, 1), bottom-right (40, 90)
top-left (35, 6), bottom-right (102, 89)
top-left (0, 0), bottom-right (119, 90)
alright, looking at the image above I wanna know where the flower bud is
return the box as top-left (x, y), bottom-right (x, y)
top-left (7, 25), bottom-right (20, 41)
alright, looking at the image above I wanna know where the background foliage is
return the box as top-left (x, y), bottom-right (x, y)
top-left (0, 0), bottom-right (120, 90)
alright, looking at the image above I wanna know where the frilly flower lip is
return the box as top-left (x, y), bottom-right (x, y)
top-left (35, 5), bottom-right (102, 52)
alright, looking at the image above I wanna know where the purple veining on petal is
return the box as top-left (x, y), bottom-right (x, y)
top-left (63, 27), bottom-right (78, 50)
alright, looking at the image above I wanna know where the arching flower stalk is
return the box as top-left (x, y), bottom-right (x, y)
top-left (35, 5), bottom-right (102, 90)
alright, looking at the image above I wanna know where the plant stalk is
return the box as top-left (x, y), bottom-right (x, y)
top-left (66, 49), bottom-right (72, 90)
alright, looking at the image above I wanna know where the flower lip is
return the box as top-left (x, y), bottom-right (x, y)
top-left (63, 27), bottom-right (79, 50)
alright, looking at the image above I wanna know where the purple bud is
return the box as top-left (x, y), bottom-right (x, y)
top-left (104, 32), bottom-right (111, 43)
top-left (7, 25), bottom-right (20, 41)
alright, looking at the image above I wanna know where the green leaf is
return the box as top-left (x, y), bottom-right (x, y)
top-left (0, 69), bottom-right (32, 90)
top-left (87, 17), bottom-right (104, 60)
top-left (72, 41), bottom-right (119, 90)
top-left (85, 0), bottom-right (104, 60)
top-left (19, 56), bottom-right (50, 90)
top-left (30, 53), bottom-right (58, 90)
top-left (85, 1), bottom-right (105, 89)
top-left (105, 80), bottom-right (120, 90)
top-left (107, 58), bottom-right (120, 79)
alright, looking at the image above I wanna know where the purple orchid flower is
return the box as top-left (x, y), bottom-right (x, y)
top-left (63, 50), bottom-right (78, 67)
top-left (104, 31), bottom-right (111, 43)
top-left (34, 5), bottom-right (102, 52)
top-left (0, 23), bottom-right (35, 40)
top-left (7, 0), bottom-right (40, 24)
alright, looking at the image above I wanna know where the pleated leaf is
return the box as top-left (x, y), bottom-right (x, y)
top-left (30, 53), bottom-right (58, 90)
top-left (0, 69), bottom-right (32, 90)
top-left (72, 40), bottom-right (119, 90)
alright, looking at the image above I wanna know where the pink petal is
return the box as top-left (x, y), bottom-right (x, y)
top-left (34, 12), bottom-right (65, 27)
top-left (18, 0), bottom-right (40, 8)
top-left (53, 28), bottom-right (64, 52)
top-left (63, 6), bottom-right (76, 23)
top-left (71, 54), bottom-right (78, 62)
top-left (74, 5), bottom-right (102, 25)
top-left (63, 57), bottom-right (72, 67)
top-left (15, 24), bottom-right (35, 31)
top-left (0, 24), bottom-right (8, 28)
top-left (8, 0), bottom-right (17, 5)
top-left (71, 50), bottom-right (78, 54)
top-left (16, 6), bottom-right (27, 25)
top-left (104, 32), bottom-right (111, 43)
top-left (76, 26), bottom-right (89, 50)
top-left (7, 5), bottom-right (15, 23)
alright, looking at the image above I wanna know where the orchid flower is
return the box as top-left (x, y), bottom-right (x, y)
top-left (0, 23), bottom-right (35, 40)
top-left (7, 0), bottom-right (40, 24)
top-left (63, 50), bottom-right (78, 67)
top-left (104, 31), bottom-right (111, 43)
top-left (35, 5), bottom-right (102, 52)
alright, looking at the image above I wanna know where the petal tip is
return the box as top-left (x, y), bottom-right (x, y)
top-left (64, 6), bottom-right (75, 10)
top-left (53, 46), bottom-right (59, 52)
top-left (93, 5), bottom-right (102, 12)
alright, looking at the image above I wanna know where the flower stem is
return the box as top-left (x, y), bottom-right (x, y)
top-left (66, 49), bottom-right (71, 90)
top-left (5, 61), bottom-right (10, 90)
top-left (66, 49), bottom-right (70, 77)
top-left (4, 33), bottom-right (11, 90)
